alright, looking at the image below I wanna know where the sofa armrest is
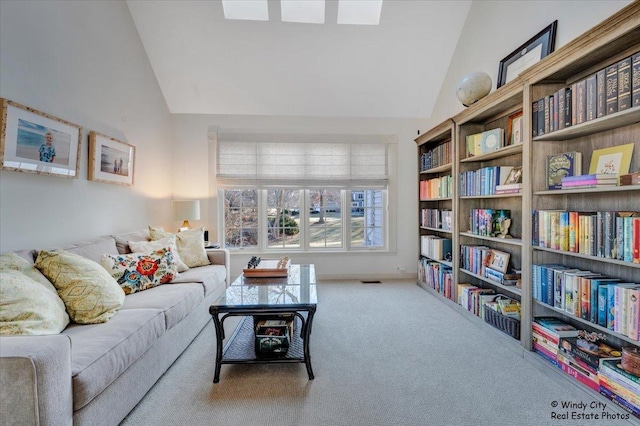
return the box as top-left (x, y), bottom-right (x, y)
top-left (0, 335), bottom-right (73, 426)
top-left (206, 248), bottom-right (231, 286)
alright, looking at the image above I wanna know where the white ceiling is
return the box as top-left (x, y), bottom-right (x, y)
top-left (127, 1), bottom-right (471, 119)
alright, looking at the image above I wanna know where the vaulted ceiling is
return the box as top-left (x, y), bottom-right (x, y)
top-left (127, 1), bottom-right (471, 118)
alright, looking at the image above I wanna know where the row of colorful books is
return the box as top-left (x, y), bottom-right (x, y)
top-left (533, 318), bottom-right (639, 419)
top-left (468, 208), bottom-right (511, 237)
top-left (560, 173), bottom-right (618, 189)
top-left (420, 140), bottom-right (451, 172)
top-left (420, 235), bottom-right (452, 262)
top-left (419, 175), bottom-right (452, 200)
top-left (532, 52), bottom-right (639, 138)
top-left (460, 245), bottom-right (513, 278)
top-left (420, 208), bottom-right (453, 230)
top-left (532, 210), bottom-right (640, 263)
top-left (532, 264), bottom-right (640, 340)
top-left (458, 165), bottom-right (519, 196)
top-left (417, 258), bottom-right (453, 301)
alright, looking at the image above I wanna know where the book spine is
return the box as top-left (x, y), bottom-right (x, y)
top-left (552, 90), bottom-right (558, 132)
top-left (608, 284), bottom-right (617, 330)
top-left (590, 281), bottom-right (600, 324)
top-left (624, 217), bottom-right (633, 262)
top-left (604, 211), bottom-right (615, 259)
top-left (596, 211), bottom-right (604, 258)
top-left (618, 56), bottom-right (632, 112)
top-left (571, 82), bottom-right (578, 126)
top-left (532, 101), bottom-right (538, 137)
top-left (580, 278), bottom-right (590, 321)
top-left (538, 98), bottom-right (545, 136)
top-left (565, 87), bottom-right (572, 127)
top-left (575, 80), bottom-right (586, 124)
top-left (606, 64), bottom-right (618, 115)
top-left (596, 68), bottom-right (606, 118)
top-left (598, 285), bottom-right (609, 327)
top-left (616, 215), bottom-right (625, 260)
top-left (586, 74), bottom-right (597, 121)
top-left (557, 88), bottom-right (566, 129)
top-left (569, 211), bottom-right (578, 253)
top-left (634, 217), bottom-right (640, 264)
top-left (544, 95), bottom-right (551, 134)
top-left (633, 52), bottom-right (640, 108)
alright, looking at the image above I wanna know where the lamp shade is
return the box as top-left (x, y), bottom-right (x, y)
top-left (173, 200), bottom-right (200, 229)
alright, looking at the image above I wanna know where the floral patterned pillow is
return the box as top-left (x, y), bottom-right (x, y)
top-left (100, 247), bottom-right (178, 295)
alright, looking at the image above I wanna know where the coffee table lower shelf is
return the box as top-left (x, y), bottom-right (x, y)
top-left (212, 312), bottom-right (315, 383)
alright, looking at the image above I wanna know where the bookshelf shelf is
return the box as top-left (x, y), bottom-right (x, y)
top-left (420, 163), bottom-right (453, 174)
top-left (459, 232), bottom-right (523, 247)
top-left (420, 226), bottom-right (452, 234)
top-left (534, 185), bottom-right (640, 195)
top-left (533, 300), bottom-right (640, 346)
top-left (420, 197), bottom-right (453, 202)
top-left (460, 193), bottom-right (522, 200)
top-left (460, 268), bottom-right (522, 296)
top-left (532, 246), bottom-right (640, 268)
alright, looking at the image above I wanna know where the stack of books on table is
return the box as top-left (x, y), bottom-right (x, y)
top-left (532, 317), bottom-right (578, 366)
top-left (561, 174), bottom-right (618, 189)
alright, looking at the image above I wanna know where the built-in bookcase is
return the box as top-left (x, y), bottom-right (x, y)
top-left (416, 119), bottom-right (456, 300)
top-left (415, 2), bottom-right (640, 406)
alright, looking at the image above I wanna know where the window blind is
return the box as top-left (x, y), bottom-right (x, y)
top-left (216, 133), bottom-right (391, 188)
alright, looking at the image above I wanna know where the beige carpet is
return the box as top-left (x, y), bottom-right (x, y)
top-left (120, 281), bottom-right (635, 426)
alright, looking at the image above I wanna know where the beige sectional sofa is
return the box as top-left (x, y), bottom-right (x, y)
top-left (0, 230), bottom-right (230, 426)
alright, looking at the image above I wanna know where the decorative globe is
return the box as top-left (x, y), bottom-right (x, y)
top-left (456, 72), bottom-right (492, 107)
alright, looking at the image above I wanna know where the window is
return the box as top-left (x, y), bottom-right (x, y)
top-left (217, 134), bottom-right (392, 252)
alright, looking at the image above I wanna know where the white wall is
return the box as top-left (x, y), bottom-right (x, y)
top-left (171, 114), bottom-right (422, 280)
top-left (421, 0), bottom-right (633, 131)
top-left (0, 1), bottom-right (174, 251)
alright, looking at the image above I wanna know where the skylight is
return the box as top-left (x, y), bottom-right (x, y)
top-left (222, 0), bottom-right (268, 21)
top-left (221, 0), bottom-right (382, 25)
top-left (281, 0), bottom-right (325, 24)
top-left (338, 0), bottom-right (383, 25)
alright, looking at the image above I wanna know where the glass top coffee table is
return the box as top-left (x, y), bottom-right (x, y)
top-left (209, 264), bottom-right (317, 383)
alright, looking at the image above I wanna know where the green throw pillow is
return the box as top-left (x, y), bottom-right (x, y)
top-left (35, 249), bottom-right (124, 324)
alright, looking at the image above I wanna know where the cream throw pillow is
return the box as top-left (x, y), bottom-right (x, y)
top-left (35, 250), bottom-right (124, 324)
top-left (128, 236), bottom-right (189, 272)
top-left (0, 252), bottom-right (70, 327)
top-left (149, 226), bottom-right (210, 268)
top-left (0, 270), bottom-right (70, 335)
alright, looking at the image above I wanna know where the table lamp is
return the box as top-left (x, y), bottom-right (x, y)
top-left (173, 200), bottom-right (200, 230)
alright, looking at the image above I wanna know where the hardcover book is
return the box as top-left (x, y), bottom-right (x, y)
top-left (606, 64), bottom-right (618, 114)
top-left (618, 56), bottom-right (632, 111)
top-left (546, 151), bottom-right (582, 189)
top-left (596, 68), bottom-right (606, 118)
top-left (633, 52), bottom-right (640, 108)
top-left (586, 74), bottom-right (597, 121)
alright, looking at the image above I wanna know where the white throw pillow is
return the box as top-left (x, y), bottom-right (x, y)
top-left (129, 236), bottom-right (189, 272)
top-left (148, 226), bottom-right (210, 268)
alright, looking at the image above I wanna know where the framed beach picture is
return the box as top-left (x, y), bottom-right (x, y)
top-left (0, 98), bottom-right (82, 178)
top-left (88, 131), bottom-right (135, 186)
top-left (588, 143), bottom-right (635, 181)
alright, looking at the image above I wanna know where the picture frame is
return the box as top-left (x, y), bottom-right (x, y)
top-left (588, 143), bottom-right (635, 181)
top-left (503, 166), bottom-right (523, 185)
top-left (488, 249), bottom-right (510, 274)
top-left (0, 98), bottom-right (82, 178)
top-left (88, 131), bottom-right (135, 186)
top-left (505, 111), bottom-right (523, 145)
top-left (497, 21), bottom-right (558, 88)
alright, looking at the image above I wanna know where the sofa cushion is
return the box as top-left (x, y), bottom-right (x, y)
top-left (169, 264), bottom-right (227, 297)
top-left (120, 284), bottom-right (204, 330)
top-left (62, 308), bottom-right (165, 410)
top-left (64, 236), bottom-right (119, 265)
top-left (149, 226), bottom-right (210, 268)
top-left (0, 270), bottom-right (70, 335)
top-left (111, 230), bottom-right (151, 254)
top-left (100, 248), bottom-right (178, 295)
top-left (35, 250), bottom-right (125, 324)
top-left (128, 236), bottom-right (189, 272)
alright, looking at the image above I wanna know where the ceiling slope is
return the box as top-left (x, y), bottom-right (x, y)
top-left (127, 0), bottom-right (471, 118)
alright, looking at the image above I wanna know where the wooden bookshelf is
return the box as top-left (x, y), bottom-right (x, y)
top-left (415, 2), bottom-right (640, 405)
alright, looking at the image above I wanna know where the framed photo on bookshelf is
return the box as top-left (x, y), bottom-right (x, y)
top-left (503, 166), bottom-right (523, 184)
top-left (0, 98), bottom-right (82, 178)
top-left (588, 143), bottom-right (634, 178)
top-left (497, 21), bottom-right (557, 88)
top-left (88, 131), bottom-right (136, 186)
top-left (506, 111), bottom-right (523, 145)
top-left (488, 250), bottom-right (510, 273)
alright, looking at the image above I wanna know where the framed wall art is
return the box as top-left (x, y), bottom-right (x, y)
top-left (0, 98), bottom-right (82, 178)
top-left (88, 131), bottom-right (136, 186)
top-left (497, 20), bottom-right (557, 88)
